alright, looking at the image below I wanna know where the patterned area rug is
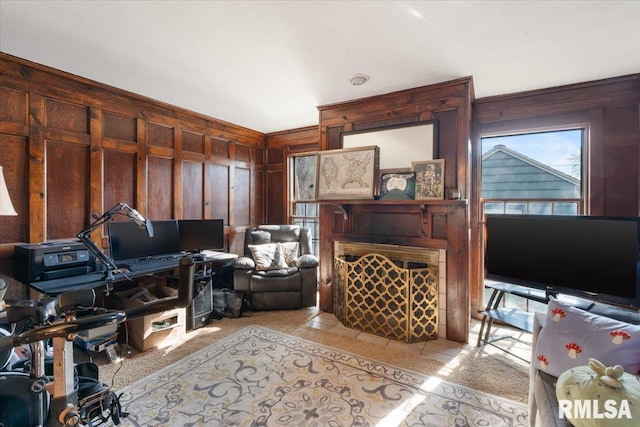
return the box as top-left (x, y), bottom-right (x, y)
top-left (117, 326), bottom-right (528, 426)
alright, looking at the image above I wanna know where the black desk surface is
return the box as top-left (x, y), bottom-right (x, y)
top-left (25, 251), bottom-right (237, 296)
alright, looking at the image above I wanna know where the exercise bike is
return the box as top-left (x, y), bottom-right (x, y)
top-left (0, 256), bottom-right (195, 427)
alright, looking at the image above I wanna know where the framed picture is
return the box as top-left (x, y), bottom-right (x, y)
top-left (379, 169), bottom-right (415, 200)
top-left (316, 146), bottom-right (380, 200)
top-left (412, 159), bottom-right (445, 200)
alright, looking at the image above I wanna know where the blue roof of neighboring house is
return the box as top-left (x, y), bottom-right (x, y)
top-left (482, 145), bottom-right (580, 199)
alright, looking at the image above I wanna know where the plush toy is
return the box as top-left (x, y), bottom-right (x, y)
top-left (556, 358), bottom-right (640, 427)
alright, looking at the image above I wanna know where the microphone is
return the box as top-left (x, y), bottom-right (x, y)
top-left (127, 206), bottom-right (154, 237)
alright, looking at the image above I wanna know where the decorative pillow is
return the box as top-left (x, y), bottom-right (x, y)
top-left (250, 230), bottom-right (271, 245)
top-left (535, 298), bottom-right (640, 378)
top-left (279, 242), bottom-right (299, 266)
top-left (555, 359), bottom-right (640, 427)
top-left (248, 243), bottom-right (287, 271)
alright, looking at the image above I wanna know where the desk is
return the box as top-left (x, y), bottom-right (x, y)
top-left (24, 252), bottom-right (237, 296)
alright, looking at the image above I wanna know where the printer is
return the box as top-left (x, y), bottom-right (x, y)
top-left (14, 240), bottom-right (97, 284)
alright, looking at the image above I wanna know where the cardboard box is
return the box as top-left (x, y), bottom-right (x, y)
top-left (129, 308), bottom-right (186, 352)
top-left (113, 284), bottom-right (185, 352)
top-left (112, 284), bottom-right (178, 310)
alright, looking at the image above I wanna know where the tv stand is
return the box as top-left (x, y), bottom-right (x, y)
top-left (477, 282), bottom-right (549, 362)
top-left (478, 282), bottom-right (640, 362)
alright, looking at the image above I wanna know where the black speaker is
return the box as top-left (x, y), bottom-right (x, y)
top-left (0, 372), bottom-right (48, 426)
top-left (187, 278), bottom-right (213, 330)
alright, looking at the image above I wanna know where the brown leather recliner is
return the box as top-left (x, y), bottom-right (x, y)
top-left (233, 225), bottom-right (318, 310)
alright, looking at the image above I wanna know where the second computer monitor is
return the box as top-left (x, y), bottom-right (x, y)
top-left (178, 219), bottom-right (224, 252)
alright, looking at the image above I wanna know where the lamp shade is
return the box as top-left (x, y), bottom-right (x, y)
top-left (0, 166), bottom-right (17, 216)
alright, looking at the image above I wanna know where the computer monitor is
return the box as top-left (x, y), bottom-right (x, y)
top-left (178, 219), bottom-right (224, 252)
top-left (108, 219), bottom-right (181, 261)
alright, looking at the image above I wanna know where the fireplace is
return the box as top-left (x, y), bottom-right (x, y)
top-left (333, 242), bottom-right (440, 343)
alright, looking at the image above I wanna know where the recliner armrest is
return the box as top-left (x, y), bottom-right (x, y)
top-left (297, 254), bottom-right (318, 268)
top-left (234, 256), bottom-right (255, 270)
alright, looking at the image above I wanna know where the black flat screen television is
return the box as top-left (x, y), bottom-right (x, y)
top-left (108, 219), bottom-right (181, 261)
top-left (178, 219), bottom-right (224, 252)
top-left (485, 214), bottom-right (640, 308)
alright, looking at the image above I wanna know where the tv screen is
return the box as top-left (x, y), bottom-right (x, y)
top-left (178, 219), bottom-right (224, 252)
top-left (485, 215), bottom-right (640, 308)
top-left (108, 219), bottom-right (181, 261)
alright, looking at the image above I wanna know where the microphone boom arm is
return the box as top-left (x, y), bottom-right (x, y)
top-left (77, 202), bottom-right (151, 284)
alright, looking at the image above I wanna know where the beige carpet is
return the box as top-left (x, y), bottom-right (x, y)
top-left (88, 308), bottom-right (530, 409)
top-left (115, 325), bottom-right (528, 426)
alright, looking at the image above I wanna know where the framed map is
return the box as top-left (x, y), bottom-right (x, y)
top-left (316, 146), bottom-right (379, 200)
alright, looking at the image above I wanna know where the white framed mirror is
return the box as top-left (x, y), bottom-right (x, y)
top-left (341, 120), bottom-right (438, 170)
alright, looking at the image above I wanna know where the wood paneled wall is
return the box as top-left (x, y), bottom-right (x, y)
top-left (471, 74), bottom-right (640, 316)
top-left (0, 53), bottom-right (265, 298)
top-left (317, 78), bottom-right (474, 342)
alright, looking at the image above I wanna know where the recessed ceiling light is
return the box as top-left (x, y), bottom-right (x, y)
top-left (349, 73), bottom-right (370, 86)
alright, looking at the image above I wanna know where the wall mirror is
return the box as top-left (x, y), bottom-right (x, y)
top-left (341, 120), bottom-right (438, 170)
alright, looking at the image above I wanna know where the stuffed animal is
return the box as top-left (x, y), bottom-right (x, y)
top-left (556, 358), bottom-right (640, 427)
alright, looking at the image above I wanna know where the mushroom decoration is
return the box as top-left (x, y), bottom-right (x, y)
top-left (565, 342), bottom-right (582, 359)
top-left (537, 354), bottom-right (549, 370)
top-left (610, 330), bottom-right (631, 345)
top-left (551, 308), bottom-right (566, 322)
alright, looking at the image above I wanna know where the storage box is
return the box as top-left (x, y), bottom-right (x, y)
top-left (113, 284), bottom-right (186, 352)
top-left (129, 307), bottom-right (186, 352)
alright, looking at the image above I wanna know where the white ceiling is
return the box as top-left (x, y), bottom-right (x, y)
top-left (1, 1), bottom-right (639, 134)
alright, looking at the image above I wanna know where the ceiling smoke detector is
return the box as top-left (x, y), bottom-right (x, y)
top-left (349, 73), bottom-right (370, 86)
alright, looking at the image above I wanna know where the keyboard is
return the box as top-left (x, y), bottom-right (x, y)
top-left (118, 255), bottom-right (181, 273)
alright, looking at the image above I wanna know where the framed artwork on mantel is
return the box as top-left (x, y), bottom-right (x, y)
top-left (412, 159), bottom-right (445, 200)
top-left (316, 146), bottom-right (380, 200)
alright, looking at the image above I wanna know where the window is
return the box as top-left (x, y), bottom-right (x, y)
top-left (289, 153), bottom-right (319, 255)
top-left (481, 128), bottom-right (585, 310)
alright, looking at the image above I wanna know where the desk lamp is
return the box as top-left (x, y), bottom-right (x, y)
top-left (0, 166), bottom-right (17, 216)
top-left (77, 202), bottom-right (154, 290)
top-left (0, 166), bottom-right (16, 311)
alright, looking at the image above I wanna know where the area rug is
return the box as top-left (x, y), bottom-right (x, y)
top-left (117, 325), bottom-right (528, 426)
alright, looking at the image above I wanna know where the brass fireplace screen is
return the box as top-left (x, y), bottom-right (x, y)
top-left (334, 250), bottom-right (438, 343)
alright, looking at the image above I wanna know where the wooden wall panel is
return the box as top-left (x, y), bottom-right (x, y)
top-left (212, 138), bottom-right (230, 159)
top-left (103, 149), bottom-right (136, 208)
top-left (0, 134), bottom-right (27, 243)
top-left (210, 164), bottom-right (229, 223)
top-left (45, 99), bottom-right (88, 133)
top-left (265, 170), bottom-right (284, 224)
top-left (147, 122), bottom-right (174, 148)
top-left (235, 143), bottom-right (251, 163)
top-left (103, 112), bottom-right (136, 141)
top-left (233, 167), bottom-right (251, 226)
top-left (45, 140), bottom-right (88, 239)
top-left (182, 160), bottom-right (204, 219)
top-left (0, 86), bottom-right (28, 124)
top-left (182, 131), bottom-right (204, 154)
top-left (147, 155), bottom-right (174, 219)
